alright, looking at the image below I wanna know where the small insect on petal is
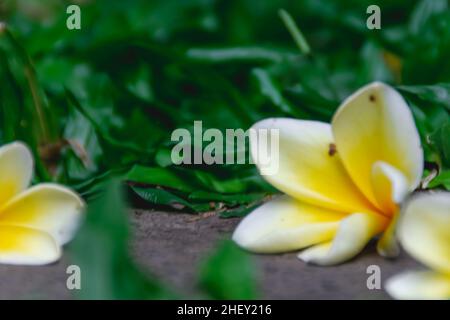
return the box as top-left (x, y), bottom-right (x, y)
top-left (328, 143), bottom-right (337, 156)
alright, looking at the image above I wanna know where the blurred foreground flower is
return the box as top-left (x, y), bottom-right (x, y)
top-left (0, 142), bottom-right (84, 265)
top-left (233, 82), bottom-right (424, 265)
top-left (386, 193), bottom-right (450, 299)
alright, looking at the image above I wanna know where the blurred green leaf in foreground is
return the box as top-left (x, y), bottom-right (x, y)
top-left (70, 179), bottom-right (174, 299)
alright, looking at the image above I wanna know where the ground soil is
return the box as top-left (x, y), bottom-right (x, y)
top-left (0, 210), bottom-right (422, 299)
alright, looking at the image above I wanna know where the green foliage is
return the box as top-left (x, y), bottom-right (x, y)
top-left (429, 120), bottom-right (450, 168)
top-left (0, 0), bottom-right (449, 207)
top-left (126, 164), bottom-right (270, 214)
top-left (397, 83), bottom-right (450, 187)
top-left (398, 84), bottom-right (450, 112)
top-left (428, 170), bottom-right (450, 190)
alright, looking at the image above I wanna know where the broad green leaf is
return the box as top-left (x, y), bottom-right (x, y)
top-left (428, 120), bottom-right (450, 168)
top-left (125, 66), bottom-right (154, 102)
top-left (252, 68), bottom-right (305, 117)
top-left (398, 84), bottom-right (450, 111)
top-left (131, 186), bottom-right (210, 212)
top-left (126, 165), bottom-right (195, 193)
top-left (409, 0), bottom-right (448, 35)
top-left (70, 179), bottom-right (174, 299)
top-left (428, 170), bottom-right (450, 190)
top-left (219, 202), bottom-right (262, 218)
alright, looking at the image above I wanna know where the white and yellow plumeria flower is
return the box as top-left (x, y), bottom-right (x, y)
top-left (386, 192), bottom-right (450, 299)
top-left (0, 142), bottom-right (84, 265)
top-left (233, 82), bottom-right (424, 265)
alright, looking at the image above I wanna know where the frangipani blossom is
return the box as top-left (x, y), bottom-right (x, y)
top-left (233, 82), bottom-right (423, 265)
top-left (0, 142), bottom-right (84, 265)
top-left (386, 193), bottom-right (450, 300)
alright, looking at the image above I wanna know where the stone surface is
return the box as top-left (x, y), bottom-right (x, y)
top-left (0, 210), bottom-right (423, 299)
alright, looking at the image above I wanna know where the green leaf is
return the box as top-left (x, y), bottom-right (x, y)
top-left (70, 179), bottom-right (174, 299)
top-left (131, 186), bottom-right (209, 212)
top-left (126, 165), bottom-right (195, 193)
top-left (252, 68), bottom-right (305, 117)
top-left (70, 169), bottom-right (121, 201)
top-left (398, 84), bottom-right (450, 112)
top-left (61, 107), bottom-right (102, 181)
top-left (125, 164), bottom-right (272, 211)
top-left (402, 10), bottom-right (450, 83)
top-left (219, 202), bottom-right (261, 218)
top-left (428, 120), bottom-right (450, 168)
top-left (358, 41), bottom-right (394, 83)
top-left (185, 47), bottom-right (297, 64)
top-left (278, 9), bottom-right (311, 55)
top-left (199, 240), bottom-right (258, 299)
top-left (428, 170), bottom-right (450, 190)
top-left (409, 0), bottom-right (448, 35)
top-left (192, 169), bottom-right (255, 194)
top-left (155, 148), bottom-right (173, 167)
top-left (125, 66), bottom-right (154, 102)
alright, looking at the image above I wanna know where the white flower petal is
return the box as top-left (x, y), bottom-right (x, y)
top-left (0, 225), bottom-right (60, 265)
top-left (332, 82), bottom-right (423, 209)
top-left (250, 118), bottom-right (376, 213)
top-left (385, 271), bottom-right (450, 300)
top-left (372, 162), bottom-right (409, 257)
top-left (298, 212), bottom-right (388, 265)
top-left (0, 184), bottom-right (85, 245)
top-left (371, 161), bottom-right (409, 215)
top-left (399, 192), bottom-right (450, 274)
top-left (0, 142), bottom-right (33, 207)
top-left (232, 196), bottom-right (347, 253)
top-left (377, 212), bottom-right (400, 258)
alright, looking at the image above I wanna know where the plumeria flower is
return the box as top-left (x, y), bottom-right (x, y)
top-left (0, 142), bottom-right (84, 265)
top-left (385, 192), bottom-right (450, 299)
top-left (233, 82), bottom-right (423, 265)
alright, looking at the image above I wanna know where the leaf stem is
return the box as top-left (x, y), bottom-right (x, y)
top-left (278, 9), bottom-right (311, 56)
top-left (4, 27), bottom-right (51, 144)
top-left (279, 9), bottom-right (340, 103)
top-left (24, 66), bottom-right (50, 143)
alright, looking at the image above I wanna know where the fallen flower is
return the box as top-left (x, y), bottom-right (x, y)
top-left (0, 142), bottom-right (84, 265)
top-left (385, 192), bottom-right (450, 300)
top-left (233, 82), bottom-right (424, 265)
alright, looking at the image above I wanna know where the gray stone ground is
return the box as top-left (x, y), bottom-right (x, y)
top-left (0, 210), bottom-right (422, 299)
